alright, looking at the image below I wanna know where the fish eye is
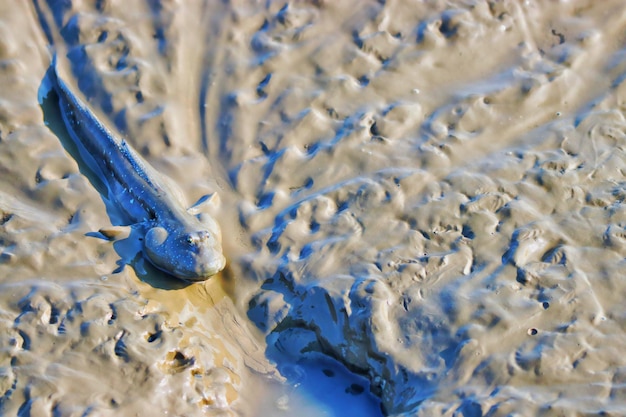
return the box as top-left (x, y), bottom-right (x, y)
top-left (185, 232), bottom-right (211, 245)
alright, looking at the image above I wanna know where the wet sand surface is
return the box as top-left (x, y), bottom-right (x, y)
top-left (1, 0), bottom-right (626, 415)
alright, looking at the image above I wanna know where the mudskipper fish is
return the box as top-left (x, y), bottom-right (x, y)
top-left (49, 56), bottom-right (226, 281)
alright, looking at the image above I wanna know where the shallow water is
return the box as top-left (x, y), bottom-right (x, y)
top-left (2, 0), bottom-right (626, 415)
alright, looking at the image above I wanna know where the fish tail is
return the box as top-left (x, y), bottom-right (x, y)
top-left (47, 52), bottom-right (62, 92)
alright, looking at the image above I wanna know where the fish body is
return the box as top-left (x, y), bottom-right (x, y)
top-left (50, 57), bottom-right (226, 281)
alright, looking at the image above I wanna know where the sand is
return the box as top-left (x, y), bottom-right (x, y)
top-left (1, 0), bottom-right (626, 415)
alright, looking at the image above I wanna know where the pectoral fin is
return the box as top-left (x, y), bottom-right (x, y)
top-left (88, 226), bottom-right (131, 241)
top-left (145, 226), bottom-right (168, 249)
top-left (187, 192), bottom-right (221, 215)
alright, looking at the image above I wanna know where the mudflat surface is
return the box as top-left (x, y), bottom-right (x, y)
top-left (1, 1), bottom-right (626, 416)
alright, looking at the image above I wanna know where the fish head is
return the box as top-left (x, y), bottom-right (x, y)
top-left (143, 216), bottom-right (226, 281)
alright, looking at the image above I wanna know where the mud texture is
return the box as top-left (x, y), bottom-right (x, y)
top-left (1, 1), bottom-right (626, 416)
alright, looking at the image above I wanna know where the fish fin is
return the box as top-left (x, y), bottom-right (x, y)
top-left (90, 226), bottom-right (131, 241)
top-left (187, 192), bottom-right (221, 215)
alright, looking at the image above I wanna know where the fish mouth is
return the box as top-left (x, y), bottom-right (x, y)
top-left (198, 253), bottom-right (227, 278)
top-left (171, 253), bottom-right (227, 282)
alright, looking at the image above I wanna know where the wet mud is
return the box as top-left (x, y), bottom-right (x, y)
top-left (1, 0), bottom-right (626, 416)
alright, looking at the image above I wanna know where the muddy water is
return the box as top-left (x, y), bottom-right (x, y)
top-left (1, 0), bottom-right (626, 416)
